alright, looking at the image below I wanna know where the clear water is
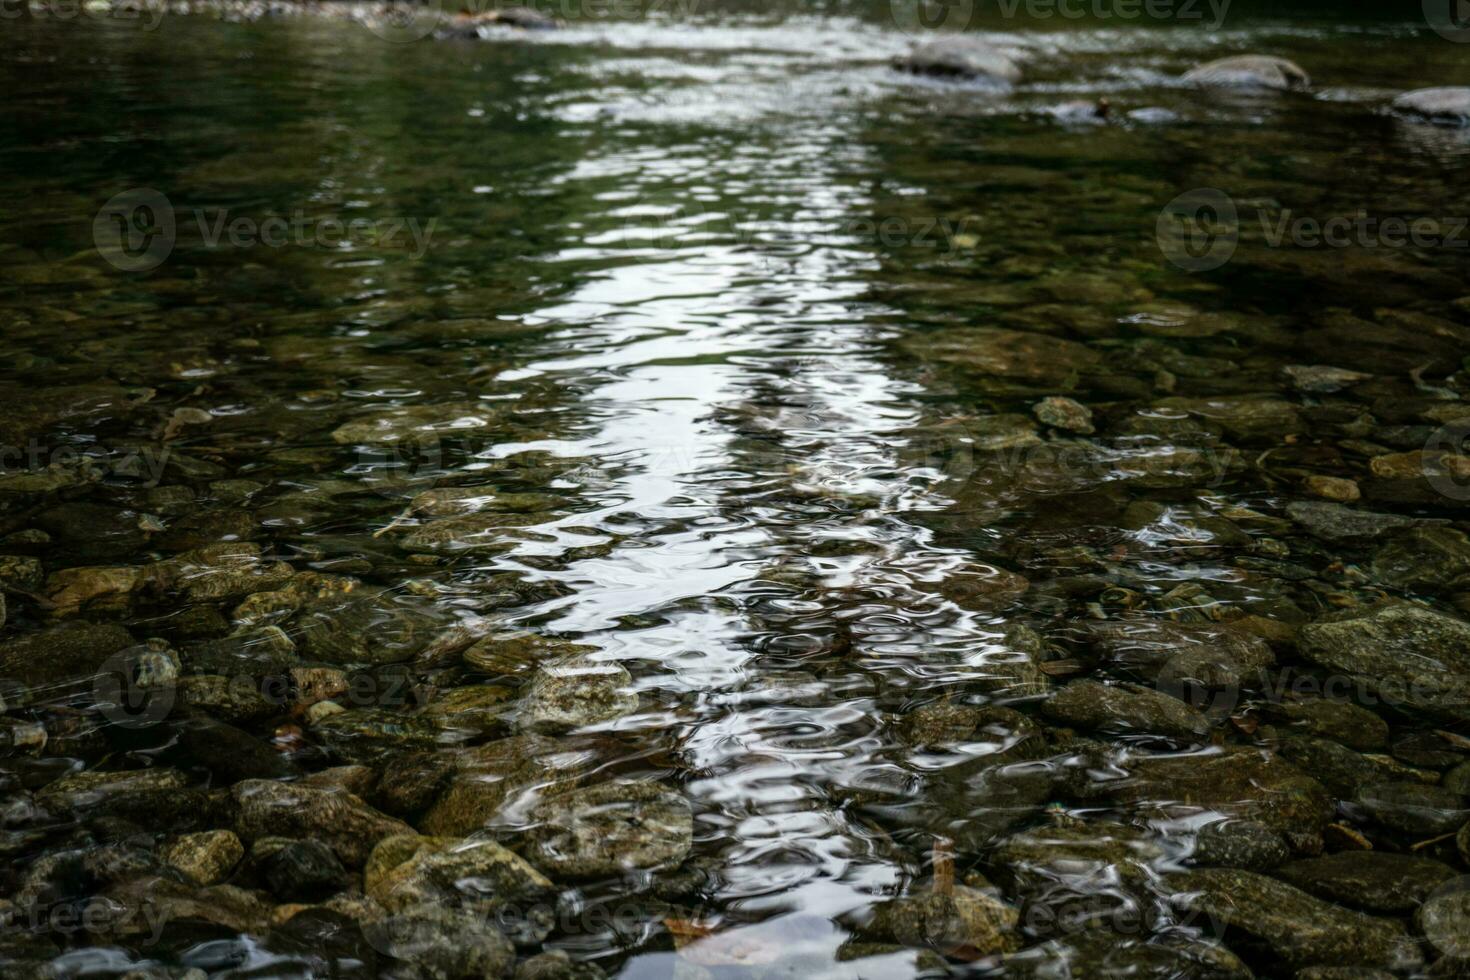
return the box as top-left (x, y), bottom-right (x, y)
top-left (2, 3), bottom-right (1470, 978)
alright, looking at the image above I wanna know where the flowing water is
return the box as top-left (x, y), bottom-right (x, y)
top-left (3, 3), bottom-right (1470, 978)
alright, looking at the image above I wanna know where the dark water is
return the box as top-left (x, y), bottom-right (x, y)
top-left (3, 3), bottom-right (1470, 978)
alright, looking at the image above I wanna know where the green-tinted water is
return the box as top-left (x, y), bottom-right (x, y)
top-left (3, 4), bottom-right (1470, 978)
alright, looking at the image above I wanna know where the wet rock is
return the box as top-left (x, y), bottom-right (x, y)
top-left (93, 877), bottom-right (271, 940)
top-left (363, 905), bottom-right (515, 979)
top-left (1181, 55), bottom-right (1310, 90)
top-left (367, 836), bottom-right (552, 932)
top-left (1267, 699), bottom-right (1389, 751)
top-left (161, 830), bottom-right (244, 885)
top-left (1092, 748), bottom-right (1333, 851)
top-left (37, 768), bottom-right (198, 826)
top-left (297, 594), bottom-right (455, 667)
top-left (186, 625), bottom-right (297, 675)
top-left (1285, 500), bottom-right (1420, 544)
top-left (990, 822), bottom-right (1166, 906)
top-left (1391, 86), bottom-right (1470, 126)
top-left (331, 401), bottom-right (497, 445)
top-left (1153, 395), bottom-right (1302, 441)
top-left (44, 565), bottom-right (155, 617)
top-left (1085, 620), bottom-right (1274, 693)
top-left (895, 37), bottom-right (1020, 84)
top-left (1296, 969), bottom-right (1394, 980)
top-left (1165, 869), bottom-right (1417, 970)
top-left (177, 717), bottom-right (300, 782)
top-left (853, 887), bottom-right (1019, 956)
top-left (1355, 781), bottom-right (1470, 835)
top-left (514, 950), bottom-right (607, 980)
top-left (908, 328), bottom-right (1100, 384)
top-left (311, 708), bottom-right (442, 766)
top-left (1303, 475), bottom-right (1360, 503)
top-left (518, 657), bottom-right (637, 734)
top-left (526, 781), bottom-right (692, 878)
top-left (1284, 364), bottom-right (1371, 394)
top-left (1444, 760), bottom-right (1470, 796)
top-left (161, 543), bottom-right (293, 602)
top-left (418, 735), bottom-right (579, 835)
top-left (260, 839), bottom-right (346, 900)
top-left (1043, 680), bottom-right (1211, 739)
top-left (177, 673), bottom-right (280, 723)
top-left (233, 779), bottom-right (411, 867)
top-left (419, 684), bottom-right (513, 736)
top-left (1277, 851), bottom-right (1458, 914)
top-left (1190, 819), bottom-right (1290, 871)
top-left (0, 621), bottom-right (134, 697)
top-left (897, 701), bottom-right (1040, 748)
top-left (1033, 397), bottom-right (1094, 434)
top-left (1277, 736), bottom-right (1428, 798)
top-left (1298, 601), bottom-right (1470, 723)
top-left (1417, 879), bottom-right (1470, 963)
top-left (398, 512), bottom-right (546, 555)
top-left (998, 931), bottom-right (1251, 979)
top-left (1371, 526), bottom-right (1470, 593)
top-left (463, 633), bottom-right (596, 676)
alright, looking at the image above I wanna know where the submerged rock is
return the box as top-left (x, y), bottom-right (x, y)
top-left (1042, 680), bottom-right (1211, 739)
top-left (1032, 396), bottom-right (1094, 434)
top-left (1355, 781), bottom-right (1469, 835)
top-left (367, 836), bottom-right (553, 942)
top-left (1297, 601), bottom-right (1470, 723)
top-left (259, 838), bottom-right (346, 900)
top-left (998, 931), bottom-right (1250, 979)
top-left (1090, 747), bottom-right (1333, 851)
top-left (1277, 851), bottom-right (1458, 914)
top-left (895, 36), bottom-right (1020, 84)
top-left (362, 905), bottom-right (515, 980)
top-left (1285, 500), bottom-right (1420, 544)
top-left (990, 822), bottom-right (1166, 903)
top-left (853, 887), bottom-right (1019, 956)
top-left (330, 401), bottom-right (497, 445)
top-left (1266, 698), bottom-right (1389, 751)
top-left (233, 780), bottom-right (411, 867)
top-left (518, 657), bottom-right (637, 734)
top-left (418, 735), bottom-right (579, 835)
top-left (160, 830), bottom-right (244, 886)
top-left (1370, 526), bottom-right (1470, 593)
top-left (526, 781), bottom-right (693, 878)
top-left (1190, 819), bottom-right (1290, 872)
top-left (0, 621), bottom-right (134, 697)
top-left (311, 708), bottom-right (442, 766)
top-left (1165, 869), bottom-right (1419, 970)
top-left (1181, 55), bottom-right (1310, 90)
top-left (907, 328), bottom-right (1100, 384)
top-left (1391, 86), bottom-right (1470, 126)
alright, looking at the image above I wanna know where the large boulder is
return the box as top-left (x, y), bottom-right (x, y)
top-left (1181, 55), bottom-right (1310, 90)
top-left (1391, 86), bottom-right (1470, 126)
top-left (895, 36), bottom-right (1020, 84)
